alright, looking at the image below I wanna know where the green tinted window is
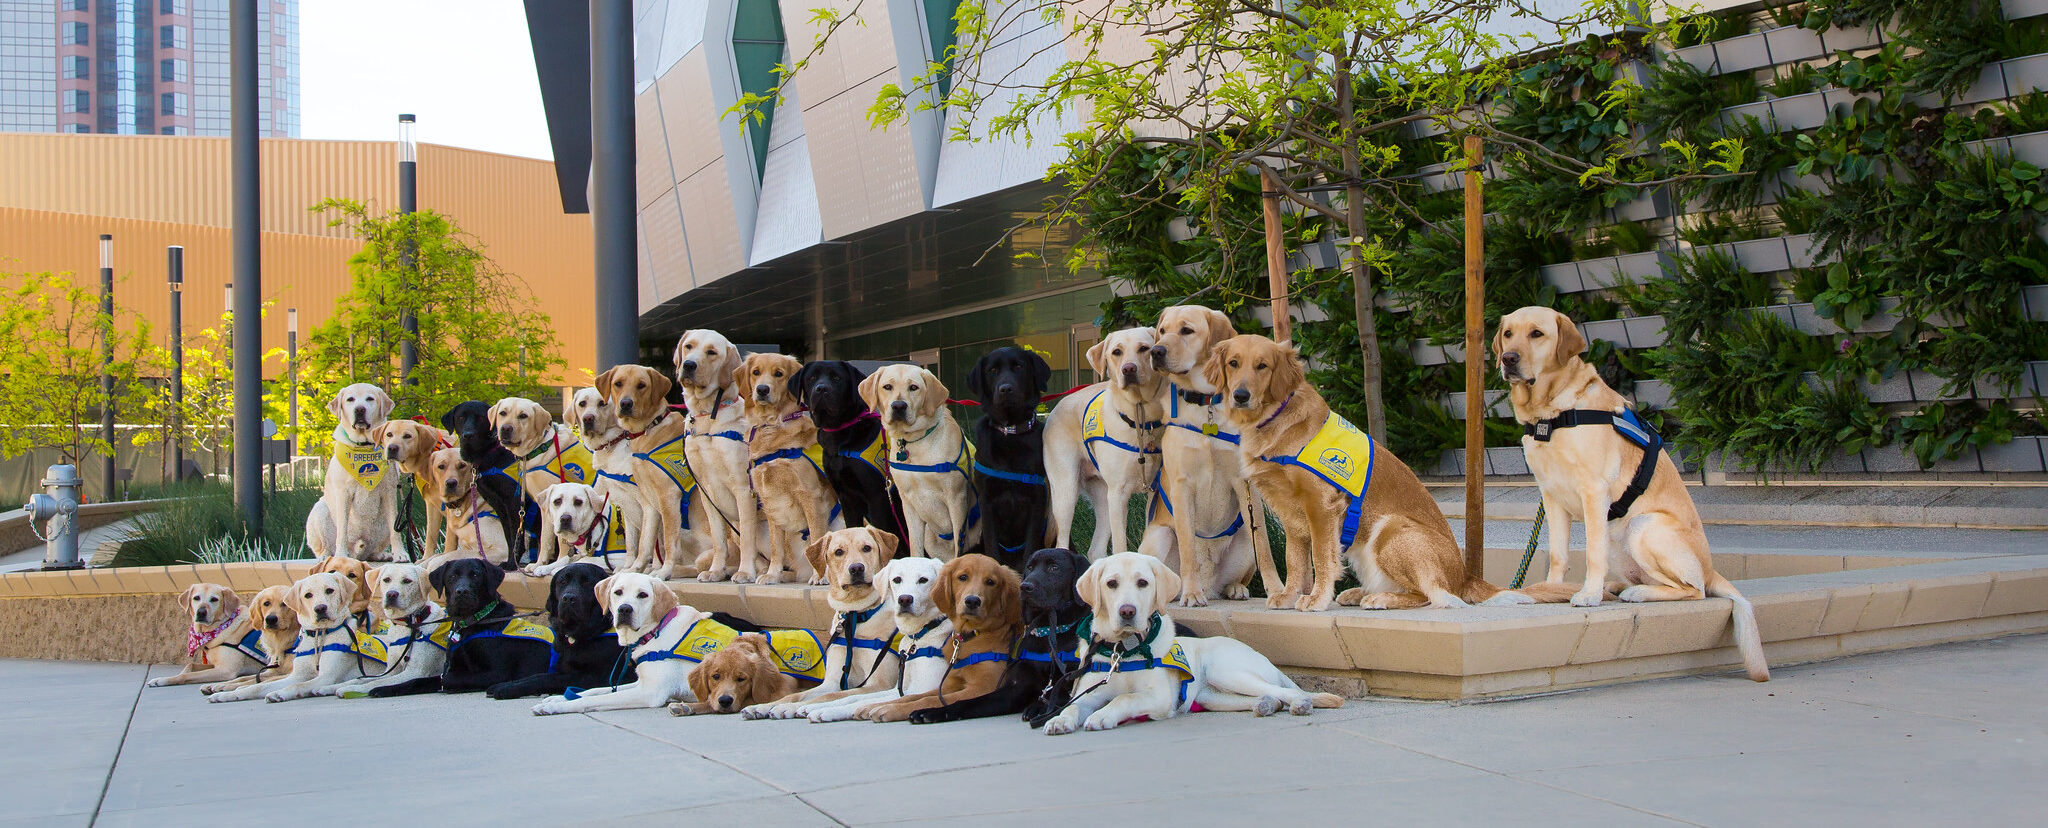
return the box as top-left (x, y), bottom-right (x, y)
top-left (733, 0), bottom-right (787, 183)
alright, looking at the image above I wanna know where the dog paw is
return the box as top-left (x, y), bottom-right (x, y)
top-left (1289, 696), bottom-right (1314, 716)
top-left (697, 569), bottom-right (728, 583)
top-left (733, 570), bottom-right (757, 584)
top-left (532, 700), bottom-right (566, 716)
top-left (1266, 592), bottom-right (1299, 610)
top-left (1296, 593), bottom-right (1333, 612)
top-left (1254, 695), bottom-right (1282, 717)
top-left (263, 691), bottom-right (293, 703)
top-left (206, 693), bottom-right (237, 703)
top-left (1335, 588), bottom-right (1365, 606)
top-left (1222, 584), bottom-right (1250, 600)
top-left (668, 702), bottom-right (696, 717)
top-left (753, 571), bottom-right (784, 586)
top-left (1482, 591), bottom-right (1536, 607)
top-left (1571, 589), bottom-right (1604, 608)
top-left (651, 566), bottom-right (675, 581)
top-left (1082, 710), bottom-right (1122, 731)
top-left (145, 676), bottom-right (170, 687)
top-left (1617, 585), bottom-right (1654, 603)
top-left (1176, 589), bottom-right (1209, 608)
top-left (1357, 592), bottom-right (1399, 610)
top-left (1041, 714), bottom-right (1080, 735)
top-left (808, 708), bottom-right (850, 723)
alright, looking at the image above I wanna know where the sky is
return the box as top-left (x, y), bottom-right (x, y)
top-left (299, 0), bottom-right (555, 160)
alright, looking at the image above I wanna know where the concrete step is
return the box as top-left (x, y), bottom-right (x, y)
top-left (1433, 484), bottom-right (2048, 530)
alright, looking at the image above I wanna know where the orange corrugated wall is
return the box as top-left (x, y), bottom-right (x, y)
top-left (0, 133), bottom-right (595, 381)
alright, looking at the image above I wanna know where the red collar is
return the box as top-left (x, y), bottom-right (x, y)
top-left (630, 607), bottom-right (680, 649)
top-left (569, 492), bottom-right (611, 548)
top-left (818, 410), bottom-right (881, 433)
top-left (623, 409), bottom-right (673, 440)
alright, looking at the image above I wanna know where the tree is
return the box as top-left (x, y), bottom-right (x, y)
top-left (750, 0), bottom-right (1742, 440)
top-left (295, 200), bottom-right (563, 454)
top-left (130, 304), bottom-right (285, 477)
top-left (0, 270), bottom-right (155, 466)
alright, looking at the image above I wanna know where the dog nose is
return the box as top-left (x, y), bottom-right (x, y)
top-left (963, 594), bottom-right (982, 609)
top-left (996, 382), bottom-right (1015, 397)
top-left (618, 399), bottom-right (634, 414)
top-left (848, 562), bottom-right (866, 578)
top-left (265, 614), bottom-right (279, 628)
top-left (755, 384), bottom-right (771, 397)
top-left (1151, 350), bottom-right (1166, 366)
top-left (385, 445), bottom-right (401, 459)
top-left (314, 603), bottom-right (330, 618)
top-left (1121, 363), bottom-right (1139, 378)
top-left (1233, 388), bottom-right (1251, 405)
top-left (681, 359), bottom-right (697, 375)
top-left (718, 695), bottom-right (735, 710)
top-left (890, 400), bottom-right (908, 414)
top-left (582, 416), bottom-right (597, 431)
top-left (385, 590), bottom-right (401, 605)
top-left (1501, 352), bottom-right (1521, 366)
top-left (1118, 603), bottom-right (1137, 620)
top-left (897, 594), bottom-right (914, 608)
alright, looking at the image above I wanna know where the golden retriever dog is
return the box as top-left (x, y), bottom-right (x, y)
top-left (1142, 305), bottom-right (1269, 606)
top-left (370, 418), bottom-right (455, 557)
top-left (1041, 553), bottom-right (1342, 734)
top-left (1495, 307), bottom-right (1768, 681)
top-left (309, 554), bottom-right (373, 623)
top-left (423, 446), bottom-right (506, 570)
top-left (147, 583), bottom-right (266, 687)
top-left (599, 364), bottom-right (704, 581)
top-left (856, 553), bottom-right (1021, 723)
top-left (673, 330), bottom-right (760, 582)
top-left (736, 352), bottom-right (836, 585)
top-left (670, 634), bottom-right (807, 715)
top-left (861, 364), bottom-right (981, 560)
top-left (200, 584), bottom-right (300, 695)
top-left (1045, 327), bottom-right (1167, 559)
top-left (208, 573), bottom-right (376, 703)
top-left (532, 573), bottom-right (712, 714)
top-left (307, 382), bottom-right (401, 561)
top-left (743, 526), bottom-right (905, 719)
top-left (492, 396), bottom-right (596, 571)
top-left (794, 556), bottom-right (953, 722)
top-left (1210, 334), bottom-right (1574, 612)
top-left (532, 481), bottom-right (629, 575)
top-left (568, 385), bottom-right (647, 574)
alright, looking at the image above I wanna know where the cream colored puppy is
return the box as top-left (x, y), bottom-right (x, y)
top-left (570, 385), bottom-right (646, 573)
top-left (1495, 306), bottom-right (1767, 681)
top-left (1041, 553), bottom-right (1342, 735)
top-left (1140, 306), bottom-right (1266, 606)
top-left (531, 481), bottom-right (628, 575)
top-left (673, 330), bottom-right (759, 582)
top-left (861, 364), bottom-right (980, 560)
top-left (795, 556), bottom-right (954, 723)
top-left (532, 573), bottom-right (712, 715)
top-left (329, 563), bottom-right (449, 698)
top-left (148, 583), bottom-right (265, 687)
top-left (1044, 327), bottom-right (1167, 559)
top-left (209, 573), bottom-right (372, 703)
top-left (308, 383), bottom-right (400, 561)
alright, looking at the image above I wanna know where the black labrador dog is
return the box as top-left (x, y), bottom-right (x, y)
top-left (484, 562), bottom-right (633, 699)
top-left (441, 400), bottom-right (525, 569)
top-left (967, 346), bottom-right (1052, 570)
top-left (422, 558), bottom-right (555, 693)
top-left (909, 547), bottom-right (1090, 726)
top-left (792, 360), bottom-right (907, 542)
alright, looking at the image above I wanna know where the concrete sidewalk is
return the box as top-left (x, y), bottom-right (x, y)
top-left (6, 635), bottom-right (2045, 827)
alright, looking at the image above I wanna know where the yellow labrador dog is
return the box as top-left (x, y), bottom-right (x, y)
top-left (742, 527), bottom-right (905, 719)
top-left (736, 352), bottom-right (836, 585)
top-left (599, 364), bottom-right (704, 581)
top-left (307, 383), bottom-right (400, 561)
top-left (1041, 553), bottom-right (1342, 735)
top-left (792, 555), bottom-right (953, 723)
top-left (329, 563), bottom-right (449, 698)
top-left (673, 330), bottom-right (759, 582)
top-left (147, 583), bottom-right (266, 687)
top-left (1142, 306), bottom-right (1269, 606)
top-left (423, 446), bottom-right (505, 571)
top-left (370, 418), bottom-right (455, 556)
top-left (200, 584), bottom-right (300, 695)
top-left (208, 573), bottom-right (375, 703)
top-left (1044, 327), bottom-right (1166, 559)
top-left (493, 396), bottom-right (596, 571)
top-left (568, 385), bottom-right (646, 573)
top-left (1494, 307), bottom-right (1768, 681)
top-left (533, 481), bottom-right (629, 574)
top-left (861, 365), bottom-right (980, 560)
top-left (532, 573), bottom-right (715, 715)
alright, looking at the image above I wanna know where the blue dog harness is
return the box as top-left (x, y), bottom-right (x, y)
top-left (1080, 389), bottom-right (1161, 472)
top-left (1083, 613), bottom-right (1195, 710)
top-left (293, 619), bottom-right (388, 668)
top-left (888, 433), bottom-right (982, 543)
top-left (1166, 383), bottom-right (1240, 445)
top-left (1523, 407), bottom-right (1664, 521)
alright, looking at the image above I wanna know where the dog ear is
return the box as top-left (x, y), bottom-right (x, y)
top-left (373, 386), bottom-right (394, 422)
top-left (284, 581), bottom-right (307, 619)
top-left (990, 563), bottom-right (1023, 627)
top-left (648, 582), bottom-right (679, 626)
top-left (871, 527), bottom-right (900, 561)
top-left (544, 576), bottom-right (562, 617)
top-left (593, 368), bottom-right (618, 403)
top-left (1148, 556), bottom-right (1182, 615)
top-left (217, 586), bottom-right (241, 617)
top-left (753, 645), bottom-right (797, 704)
top-left (803, 535), bottom-right (830, 578)
top-left (1201, 339), bottom-right (1231, 392)
top-left (369, 422), bottom-right (390, 445)
top-left (362, 566), bottom-right (381, 599)
top-left (1549, 309), bottom-right (1587, 372)
top-left (1085, 340), bottom-right (1107, 378)
top-left (729, 357), bottom-right (751, 390)
top-left (919, 370), bottom-right (949, 420)
top-left (482, 561), bottom-right (505, 594)
top-left (179, 583), bottom-right (201, 607)
top-left (964, 352), bottom-right (989, 398)
top-left (856, 370), bottom-right (881, 414)
top-left (1490, 318), bottom-right (1510, 368)
top-left (593, 575), bottom-right (616, 616)
top-left (930, 558), bottom-right (960, 617)
top-left (1204, 307), bottom-right (1237, 349)
top-left (1027, 349), bottom-right (1052, 394)
top-left (1271, 339), bottom-right (1307, 398)
top-left (788, 361), bottom-right (816, 408)
top-left (1074, 561), bottom-right (1102, 610)
top-left (427, 561), bottom-right (449, 598)
top-left (685, 655), bottom-right (711, 703)
top-left (328, 388), bottom-right (346, 419)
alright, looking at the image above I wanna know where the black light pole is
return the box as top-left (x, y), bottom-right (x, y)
top-left (231, 0), bottom-right (262, 535)
top-left (99, 234), bottom-right (116, 502)
top-left (167, 245), bottom-right (184, 482)
top-left (287, 307), bottom-right (298, 484)
top-left (398, 113), bottom-right (419, 385)
top-left (591, 0), bottom-right (638, 369)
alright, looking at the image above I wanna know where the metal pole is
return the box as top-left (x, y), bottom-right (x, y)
top-left (288, 307), bottom-right (299, 468)
top-left (1259, 169), bottom-right (1291, 343)
top-left (167, 246), bottom-right (184, 482)
top-left (98, 234), bottom-right (116, 502)
top-left (231, 0), bottom-right (262, 536)
top-left (590, 0), bottom-right (639, 369)
top-left (398, 114), bottom-right (419, 385)
top-left (1461, 134), bottom-right (1485, 578)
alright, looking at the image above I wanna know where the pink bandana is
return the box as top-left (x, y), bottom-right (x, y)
top-left (186, 609), bottom-right (241, 664)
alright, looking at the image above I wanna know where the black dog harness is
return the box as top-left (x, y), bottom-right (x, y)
top-left (1523, 408), bottom-right (1664, 522)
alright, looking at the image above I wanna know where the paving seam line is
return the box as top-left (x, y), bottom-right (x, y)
top-left (86, 664), bottom-right (149, 827)
top-left (586, 714), bottom-right (851, 827)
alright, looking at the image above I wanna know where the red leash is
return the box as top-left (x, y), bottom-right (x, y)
top-left (946, 383), bottom-right (1091, 409)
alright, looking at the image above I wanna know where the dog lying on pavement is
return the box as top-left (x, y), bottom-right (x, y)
top-left (789, 556), bottom-right (953, 723)
top-left (486, 562), bottom-right (636, 699)
top-left (742, 527), bottom-right (905, 719)
top-left (148, 583), bottom-right (266, 688)
top-left (200, 584), bottom-right (300, 695)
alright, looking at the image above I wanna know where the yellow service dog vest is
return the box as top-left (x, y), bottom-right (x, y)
top-left (640, 616), bottom-right (827, 682)
top-left (524, 430), bottom-right (594, 485)
top-left (1257, 412), bottom-right (1375, 546)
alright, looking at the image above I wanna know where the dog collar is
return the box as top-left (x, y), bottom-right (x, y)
top-left (569, 492), bottom-right (612, 548)
top-left (1027, 614), bottom-right (1089, 641)
top-left (1087, 612), bottom-right (1166, 662)
top-left (451, 599), bottom-right (502, 632)
top-left (303, 617), bottom-right (351, 640)
top-left (818, 409), bottom-right (881, 433)
top-left (1117, 410), bottom-right (1162, 431)
top-left (1177, 387), bottom-right (1224, 407)
top-left (623, 409), bottom-right (673, 440)
top-left (746, 409), bottom-right (810, 442)
top-left (631, 607), bottom-right (681, 649)
top-left (1254, 392), bottom-right (1295, 429)
top-left (687, 388), bottom-right (731, 421)
top-left (587, 432), bottom-right (628, 453)
top-left (331, 425), bottom-right (373, 447)
top-left (993, 417), bottom-right (1038, 436)
top-left (185, 609), bottom-right (241, 658)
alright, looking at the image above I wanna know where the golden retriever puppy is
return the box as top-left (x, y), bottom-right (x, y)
top-left (857, 554), bottom-right (1021, 723)
top-left (309, 554), bottom-right (373, 623)
top-left (1044, 327), bottom-right (1167, 559)
top-left (861, 364), bottom-right (981, 560)
top-left (736, 352), bottom-right (836, 585)
top-left (599, 364), bottom-right (703, 580)
top-left (491, 396), bottom-right (596, 571)
top-left (200, 584), bottom-right (300, 695)
top-left (1143, 305), bottom-right (1269, 607)
top-left (743, 526), bottom-right (905, 719)
top-left (307, 382), bottom-right (400, 561)
top-left (568, 385), bottom-right (647, 575)
top-left (1495, 306), bottom-right (1767, 680)
top-left (147, 583), bottom-right (265, 687)
top-left (1210, 334), bottom-right (1574, 612)
top-left (370, 418), bottom-right (455, 556)
top-left (671, 330), bottom-right (759, 582)
top-left (1041, 553), bottom-right (1341, 734)
top-left (670, 634), bottom-right (807, 715)
top-left (424, 446), bottom-right (506, 570)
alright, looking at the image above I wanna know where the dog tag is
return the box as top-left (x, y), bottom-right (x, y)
top-left (1201, 423), bottom-right (1219, 437)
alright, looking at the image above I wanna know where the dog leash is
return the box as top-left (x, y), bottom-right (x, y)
top-left (1511, 502), bottom-right (1545, 590)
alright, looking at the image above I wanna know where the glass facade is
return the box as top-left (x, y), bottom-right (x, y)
top-left (0, 0), bottom-right (294, 137)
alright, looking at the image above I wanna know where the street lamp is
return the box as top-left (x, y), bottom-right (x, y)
top-left (167, 246), bottom-right (184, 482)
top-left (287, 307), bottom-right (298, 485)
top-left (398, 113), bottom-right (419, 385)
top-left (99, 234), bottom-right (116, 501)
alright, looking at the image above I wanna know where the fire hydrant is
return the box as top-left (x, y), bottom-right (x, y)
top-left (26, 464), bottom-right (81, 570)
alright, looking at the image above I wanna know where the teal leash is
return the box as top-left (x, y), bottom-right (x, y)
top-left (1510, 502), bottom-right (1544, 590)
